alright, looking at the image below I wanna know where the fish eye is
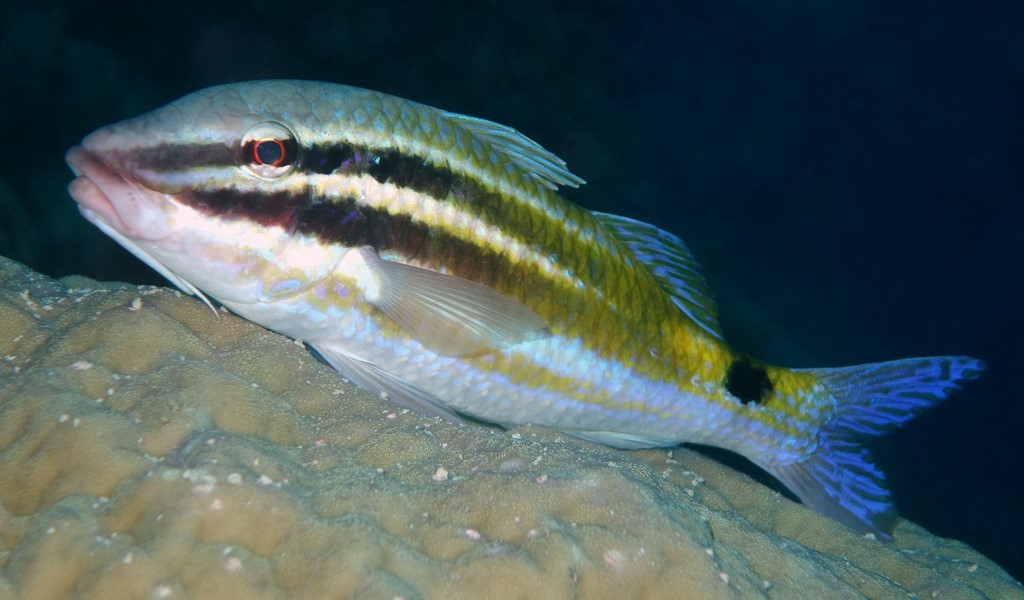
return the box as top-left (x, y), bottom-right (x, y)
top-left (241, 121), bottom-right (298, 178)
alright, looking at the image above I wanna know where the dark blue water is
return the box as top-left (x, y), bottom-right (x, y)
top-left (1, 0), bottom-right (1019, 581)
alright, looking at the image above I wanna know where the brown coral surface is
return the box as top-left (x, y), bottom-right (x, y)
top-left (0, 255), bottom-right (1019, 599)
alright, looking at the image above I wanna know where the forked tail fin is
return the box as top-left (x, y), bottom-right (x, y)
top-left (771, 356), bottom-right (985, 540)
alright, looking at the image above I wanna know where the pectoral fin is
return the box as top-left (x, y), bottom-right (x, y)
top-left (310, 343), bottom-right (465, 424)
top-left (348, 248), bottom-right (550, 357)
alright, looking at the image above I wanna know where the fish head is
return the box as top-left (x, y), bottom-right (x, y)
top-left (65, 81), bottom-right (352, 305)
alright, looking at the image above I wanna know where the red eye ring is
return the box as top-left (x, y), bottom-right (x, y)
top-left (240, 121), bottom-right (299, 178)
top-left (245, 137), bottom-right (295, 167)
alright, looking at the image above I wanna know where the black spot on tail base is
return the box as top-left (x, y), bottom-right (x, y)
top-left (724, 356), bottom-right (773, 405)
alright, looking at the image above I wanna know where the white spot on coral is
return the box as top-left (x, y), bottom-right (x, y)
top-left (603, 549), bottom-right (625, 571)
top-left (432, 467), bottom-right (449, 482)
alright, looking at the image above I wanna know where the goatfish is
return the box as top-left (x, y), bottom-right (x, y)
top-left (66, 80), bottom-right (983, 540)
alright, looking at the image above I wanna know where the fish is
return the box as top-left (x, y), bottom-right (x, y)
top-left (65, 80), bottom-right (983, 540)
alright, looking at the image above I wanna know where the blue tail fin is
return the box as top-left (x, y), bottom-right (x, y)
top-left (771, 356), bottom-right (984, 540)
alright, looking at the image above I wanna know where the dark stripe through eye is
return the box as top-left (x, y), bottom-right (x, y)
top-left (302, 145), bottom-right (452, 199)
top-left (302, 145), bottom-right (357, 174)
top-left (132, 141), bottom-right (454, 201)
top-left (125, 143), bottom-right (237, 172)
top-left (365, 150), bottom-right (452, 199)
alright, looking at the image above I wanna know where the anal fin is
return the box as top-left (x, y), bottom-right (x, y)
top-left (563, 430), bottom-right (680, 450)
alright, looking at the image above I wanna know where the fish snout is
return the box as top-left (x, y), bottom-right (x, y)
top-left (65, 144), bottom-right (172, 242)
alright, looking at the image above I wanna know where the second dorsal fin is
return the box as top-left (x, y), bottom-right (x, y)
top-left (593, 211), bottom-right (724, 340)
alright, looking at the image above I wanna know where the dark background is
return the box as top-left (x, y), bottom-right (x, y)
top-left (1, 0), bottom-right (1020, 582)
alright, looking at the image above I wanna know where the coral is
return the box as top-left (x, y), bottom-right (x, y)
top-left (0, 255), bottom-right (1019, 599)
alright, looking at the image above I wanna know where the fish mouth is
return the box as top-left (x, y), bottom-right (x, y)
top-left (66, 144), bottom-right (171, 242)
top-left (66, 142), bottom-right (217, 306)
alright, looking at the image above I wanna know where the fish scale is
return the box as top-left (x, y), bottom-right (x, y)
top-left (65, 79), bottom-right (984, 539)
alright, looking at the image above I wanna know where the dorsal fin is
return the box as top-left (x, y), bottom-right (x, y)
top-left (593, 211), bottom-right (724, 340)
top-left (441, 110), bottom-right (585, 190)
